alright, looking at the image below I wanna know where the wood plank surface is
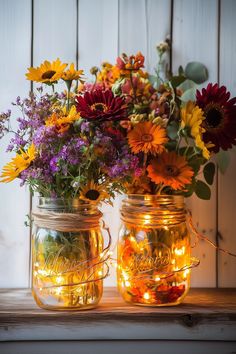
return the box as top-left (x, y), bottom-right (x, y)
top-left (0, 288), bottom-right (236, 343)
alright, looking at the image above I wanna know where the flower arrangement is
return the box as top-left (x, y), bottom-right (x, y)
top-left (90, 45), bottom-right (236, 200)
top-left (1, 43), bottom-right (236, 309)
top-left (1, 46), bottom-right (235, 202)
top-left (0, 59), bottom-right (139, 204)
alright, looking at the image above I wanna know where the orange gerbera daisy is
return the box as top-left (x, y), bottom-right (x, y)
top-left (147, 151), bottom-right (194, 190)
top-left (127, 121), bottom-right (168, 155)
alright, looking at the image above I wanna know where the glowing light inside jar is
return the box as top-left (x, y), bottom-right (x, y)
top-left (175, 246), bottom-right (185, 256)
top-left (55, 287), bottom-right (63, 295)
top-left (56, 275), bottom-right (63, 284)
top-left (143, 214), bottom-right (151, 225)
top-left (143, 292), bottom-right (150, 300)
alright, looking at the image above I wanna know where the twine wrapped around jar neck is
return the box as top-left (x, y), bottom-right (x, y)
top-left (121, 194), bottom-right (186, 227)
top-left (32, 197), bottom-right (102, 231)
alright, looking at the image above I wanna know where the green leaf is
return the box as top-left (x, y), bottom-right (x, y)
top-left (183, 178), bottom-right (196, 197)
top-left (170, 75), bottom-right (186, 88)
top-left (203, 162), bottom-right (215, 185)
top-left (195, 180), bottom-right (211, 200)
top-left (180, 87), bottom-right (196, 102)
top-left (216, 149), bottom-right (231, 174)
top-left (178, 79), bottom-right (197, 91)
top-left (185, 62), bottom-right (208, 84)
top-left (166, 121), bottom-right (179, 140)
top-left (178, 65), bottom-right (184, 76)
top-left (149, 74), bottom-right (158, 86)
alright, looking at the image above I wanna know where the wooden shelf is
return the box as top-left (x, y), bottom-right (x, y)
top-left (0, 288), bottom-right (236, 354)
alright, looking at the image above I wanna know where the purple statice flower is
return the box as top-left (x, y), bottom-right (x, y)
top-left (8, 133), bottom-right (28, 150)
top-left (58, 137), bottom-right (87, 166)
top-left (17, 117), bottom-right (30, 130)
top-left (80, 121), bottom-right (90, 133)
top-left (0, 110), bottom-right (11, 138)
top-left (33, 125), bottom-right (57, 147)
top-left (20, 166), bottom-right (53, 186)
top-left (106, 145), bottom-right (141, 179)
top-left (49, 156), bottom-right (60, 173)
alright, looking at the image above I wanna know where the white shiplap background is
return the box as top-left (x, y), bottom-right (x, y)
top-left (0, 0), bottom-right (235, 288)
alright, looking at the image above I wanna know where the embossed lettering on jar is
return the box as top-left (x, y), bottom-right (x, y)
top-left (32, 198), bottom-right (107, 310)
top-left (117, 195), bottom-right (191, 306)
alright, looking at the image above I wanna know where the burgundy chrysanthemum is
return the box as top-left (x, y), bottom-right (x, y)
top-left (196, 83), bottom-right (236, 153)
top-left (75, 89), bottom-right (127, 122)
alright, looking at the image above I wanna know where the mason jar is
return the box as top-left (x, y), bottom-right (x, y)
top-left (32, 197), bottom-right (109, 310)
top-left (117, 195), bottom-right (191, 306)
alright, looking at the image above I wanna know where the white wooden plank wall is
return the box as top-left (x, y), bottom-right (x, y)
top-left (0, 0), bottom-right (31, 287)
top-left (172, 0), bottom-right (219, 287)
top-left (218, 0), bottom-right (236, 287)
top-left (0, 0), bottom-right (235, 288)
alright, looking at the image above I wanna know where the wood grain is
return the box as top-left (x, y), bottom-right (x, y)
top-left (0, 0), bottom-right (31, 288)
top-left (218, 0), bottom-right (236, 287)
top-left (0, 288), bottom-right (236, 343)
top-left (172, 0), bottom-right (219, 287)
top-left (0, 287), bottom-right (236, 321)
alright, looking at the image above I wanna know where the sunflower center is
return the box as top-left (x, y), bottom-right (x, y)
top-left (85, 189), bottom-right (100, 201)
top-left (165, 165), bottom-right (179, 177)
top-left (205, 104), bottom-right (224, 129)
top-left (141, 134), bottom-right (153, 142)
top-left (91, 103), bottom-right (108, 112)
top-left (42, 70), bottom-right (56, 80)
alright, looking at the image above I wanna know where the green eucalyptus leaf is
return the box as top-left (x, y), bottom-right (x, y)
top-left (178, 65), bottom-right (184, 76)
top-left (165, 140), bottom-right (177, 151)
top-left (203, 162), bottom-right (215, 185)
top-left (167, 121), bottom-right (179, 140)
top-left (195, 180), bottom-right (211, 200)
top-left (149, 74), bottom-right (158, 85)
top-left (170, 75), bottom-right (186, 88)
top-left (216, 149), bottom-right (230, 174)
top-left (180, 87), bottom-right (196, 102)
top-left (185, 62), bottom-right (208, 84)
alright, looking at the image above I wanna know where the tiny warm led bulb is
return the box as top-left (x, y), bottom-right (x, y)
top-left (143, 292), bottom-right (150, 300)
top-left (175, 246), bottom-right (185, 256)
top-left (55, 286), bottom-right (63, 295)
top-left (56, 275), bottom-right (63, 284)
top-left (155, 276), bottom-right (160, 282)
top-left (98, 270), bottom-right (103, 276)
top-left (125, 280), bottom-right (131, 287)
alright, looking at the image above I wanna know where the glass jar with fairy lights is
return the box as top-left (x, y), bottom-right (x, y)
top-left (31, 197), bottom-right (110, 310)
top-left (117, 195), bottom-right (198, 306)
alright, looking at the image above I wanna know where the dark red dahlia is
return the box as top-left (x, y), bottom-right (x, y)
top-left (196, 83), bottom-right (236, 153)
top-left (75, 89), bottom-right (127, 122)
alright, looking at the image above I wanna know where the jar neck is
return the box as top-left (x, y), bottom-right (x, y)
top-left (34, 198), bottom-right (102, 231)
top-left (37, 197), bottom-right (100, 215)
top-left (121, 194), bottom-right (186, 227)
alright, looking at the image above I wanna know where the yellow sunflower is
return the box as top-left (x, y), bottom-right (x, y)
top-left (181, 101), bottom-right (211, 159)
top-left (0, 144), bottom-right (36, 183)
top-left (79, 181), bottom-right (109, 204)
top-left (60, 63), bottom-right (84, 82)
top-left (147, 151), bottom-right (194, 190)
top-left (127, 121), bottom-right (168, 155)
top-left (26, 58), bottom-right (67, 84)
top-left (45, 105), bottom-right (80, 133)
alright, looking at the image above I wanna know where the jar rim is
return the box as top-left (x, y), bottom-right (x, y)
top-left (37, 197), bottom-right (101, 213)
top-left (125, 194), bottom-right (184, 203)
